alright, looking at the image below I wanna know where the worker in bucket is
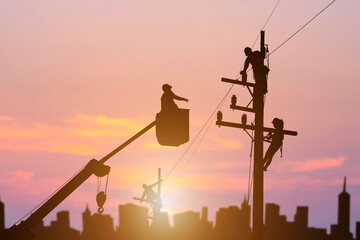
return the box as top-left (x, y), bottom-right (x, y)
top-left (263, 118), bottom-right (284, 171)
top-left (161, 84), bottom-right (188, 111)
top-left (240, 47), bottom-right (269, 94)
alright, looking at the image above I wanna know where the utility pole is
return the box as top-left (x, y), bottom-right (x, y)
top-left (216, 31), bottom-right (297, 240)
top-left (155, 168), bottom-right (162, 218)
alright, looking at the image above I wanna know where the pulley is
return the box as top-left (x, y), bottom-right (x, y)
top-left (96, 191), bottom-right (107, 213)
top-left (96, 171), bottom-right (110, 214)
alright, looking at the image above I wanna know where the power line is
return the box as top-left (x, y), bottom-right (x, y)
top-left (251, 0), bottom-right (281, 49)
top-left (163, 84), bottom-right (234, 184)
top-left (163, 0), bottom-right (284, 200)
top-left (269, 0), bottom-right (336, 56)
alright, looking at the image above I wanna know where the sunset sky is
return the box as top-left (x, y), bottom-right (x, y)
top-left (1, 0), bottom-right (360, 234)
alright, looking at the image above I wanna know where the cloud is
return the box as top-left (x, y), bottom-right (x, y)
top-left (0, 127), bottom-right (41, 137)
top-left (5, 170), bottom-right (34, 183)
top-left (0, 116), bottom-right (15, 122)
top-left (52, 143), bottom-right (98, 155)
top-left (68, 114), bottom-right (149, 137)
top-left (0, 114), bottom-right (152, 155)
top-left (293, 156), bottom-right (345, 172)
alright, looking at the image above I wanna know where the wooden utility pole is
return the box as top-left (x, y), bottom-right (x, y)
top-left (156, 168), bottom-right (162, 217)
top-left (216, 31), bottom-right (297, 240)
top-left (252, 30), bottom-right (265, 240)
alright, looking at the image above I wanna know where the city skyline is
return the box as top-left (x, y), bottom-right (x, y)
top-left (1, 177), bottom-right (358, 239)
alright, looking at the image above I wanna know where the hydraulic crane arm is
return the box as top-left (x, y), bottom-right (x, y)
top-left (100, 121), bottom-right (156, 164)
top-left (0, 121), bottom-right (156, 240)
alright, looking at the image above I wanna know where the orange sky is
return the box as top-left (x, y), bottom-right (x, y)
top-left (0, 0), bottom-right (360, 233)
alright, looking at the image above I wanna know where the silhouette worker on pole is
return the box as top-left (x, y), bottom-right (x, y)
top-left (240, 47), bottom-right (269, 94)
top-left (161, 84), bottom-right (188, 111)
top-left (263, 118), bottom-right (284, 171)
top-left (140, 182), bottom-right (162, 209)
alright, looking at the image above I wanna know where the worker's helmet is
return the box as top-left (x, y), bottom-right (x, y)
top-left (272, 118), bottom-right (284, 129)
top-left (162, 84), bottom-right (172, 91)
top-left (244, 47), bottom-right (252, 56)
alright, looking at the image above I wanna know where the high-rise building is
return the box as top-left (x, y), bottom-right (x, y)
top-left (82, 204), bottom-right (91, 235)
top-left (294, 206), bottom-right (309, 240)
top-left (330, 177), bottom-right (353, 240)
top-left (338, 177), bottom-right (350, 234)
top-left (150, 211), bottom-right (171, 240)
top-left (174, 210), bottom-right (200, 229)
top-left (264, 203), bottom-right (280, 240)
top-left (173, 210), bottom-right (201, 240)
top-left (294, 206), bottom-right (308, 229)
top-left (201, 207), bottom-right (208, 222)
top-left (118, 203), bottom-right (148, 240)
top-left (215, 205), bottom-right (245, 240)
top-left (81, 205), bottom-right (115, 240)
top-left (0, 197), bottom-right (4, 231)
top-left (56, 211), bottom-right (70, 230)
top-left (33, 210), bottom-right (79, 240)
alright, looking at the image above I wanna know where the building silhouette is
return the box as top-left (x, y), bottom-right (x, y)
top-left (0, 197), bottom-right (4, 232)
top-left (118, 203), bottom-right (148, 240)
top-left (173, 210), bottom-right (201, 240)
top-left (149, 211), bottom-right (172, 240)
top-left (81, 205), bottom-right (115, 240)
top-left (214, 197), bottom-right (251, 240)
top-left (330, 177), bottom-right (353, 240)
top-left (33, 210), bottom-right (80, 240)
top-left (1, 177), bottom-right (360, 240)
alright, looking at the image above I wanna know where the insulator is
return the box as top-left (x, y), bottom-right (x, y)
top-left (242, 73), bottom-right (247, 83)
top-left (217, 111), bottom-right (223, 122)
top-left (242, 114), bottom-right (247, 125)
top-left (231, 95), bottom-right (237, 106)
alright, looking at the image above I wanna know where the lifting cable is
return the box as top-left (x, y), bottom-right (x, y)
top-left (14, 165), bottom-right (87, 225)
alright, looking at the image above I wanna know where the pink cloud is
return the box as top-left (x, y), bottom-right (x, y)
top-left (5, 170), bottom-right (34, 183)
top-left (293, 156), bottom-right (345, 172)
top-left (0, 114), bottom-right (152, 155)
top-left (0, 116), bottom-right (15, 122)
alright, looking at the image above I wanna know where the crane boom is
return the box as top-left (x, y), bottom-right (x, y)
top-left (0, 121), bottom-right (156, 240)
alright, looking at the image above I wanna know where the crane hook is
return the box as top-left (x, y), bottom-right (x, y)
top-left (96, 191), bottom-right (107, 213)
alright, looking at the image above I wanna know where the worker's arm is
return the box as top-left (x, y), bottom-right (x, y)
top-left (240, 58), bottom-right (250, 75)
top-left (140, 190), bottom-right (147, 203)
top-left (173, 94), bottom-right (188, 102)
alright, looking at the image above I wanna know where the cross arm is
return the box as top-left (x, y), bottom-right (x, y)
top-left (221, 78), bottom-right (256, 88)
top-left (216, 120), bottom-right (298, 136)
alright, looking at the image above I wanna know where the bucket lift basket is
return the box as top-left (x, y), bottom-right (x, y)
top-left (156, 108), bottom-right (189, 146)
